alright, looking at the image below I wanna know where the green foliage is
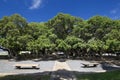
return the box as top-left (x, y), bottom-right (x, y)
top-left (46, 13), bottom-right (83, 39)
top-left (0, 75), bottom-right (50, 80)
top-left (76, 70), bottom-right (120, 80)
top-left (72, 21), bottom-right (92, 41)
top-left (0, 13), bottom-right (120, 58)
top-left (106, 39), bottom-right (120, 52)
top-left (56, 39), bottom-right (71, 51)
top-left (65, 36), bottom-right (83, 45)
top-left (87, 38), bottom-right (104, 52)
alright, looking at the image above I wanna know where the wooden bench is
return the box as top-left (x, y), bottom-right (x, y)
top-left (14, 64), bottom-right (39, 69)
top-left (81, 63), bottom-right (98, 68)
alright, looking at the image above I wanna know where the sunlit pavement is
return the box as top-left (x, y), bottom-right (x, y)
top-left (0, 59), bottom-right (120, 76)
top-left (0, 60), bottom-right (55, 75)
top-left (67, 60), bottom-right (106, 72)
top-left (53, 61), bottom-right (71, 71)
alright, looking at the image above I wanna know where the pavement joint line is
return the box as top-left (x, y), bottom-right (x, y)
top-left (52, 61), bottom-right (57, 71)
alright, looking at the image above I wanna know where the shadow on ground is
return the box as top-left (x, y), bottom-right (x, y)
top-left (0, 65), bottom-right (120, 80)
top-left (100, 62), bottom-right (120, 71)
top-left (0, 61), bottom-right (120, 80)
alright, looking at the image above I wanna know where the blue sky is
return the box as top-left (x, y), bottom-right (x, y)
top-left (0, 0), bottom-right (120, 22)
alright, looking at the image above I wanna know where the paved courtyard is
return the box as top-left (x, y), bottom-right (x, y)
top-left (0, 59), bottom-right (120, 76)
top-left (0, 60), bottom-right (55, 75)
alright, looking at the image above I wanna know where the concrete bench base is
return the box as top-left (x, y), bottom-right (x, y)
top-left (82, 63), bottom-right (98, 68)
top-left (14, 64), bottom-right (39, 69)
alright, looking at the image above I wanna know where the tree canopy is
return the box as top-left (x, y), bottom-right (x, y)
top-left (0, 13), bottom-right (120, 59)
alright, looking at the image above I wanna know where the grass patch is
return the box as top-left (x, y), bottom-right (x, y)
top-left (76, 70), bottom-right (120, 80)
top-left (0, 74), bottom-right (50, 80)
top-left (0, 70), bottom-right (120, 80)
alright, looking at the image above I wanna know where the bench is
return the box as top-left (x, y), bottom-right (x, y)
top-left (81, 63), bottom-right (98, 68)
top-left (14, 64), bottom-right (39, 69)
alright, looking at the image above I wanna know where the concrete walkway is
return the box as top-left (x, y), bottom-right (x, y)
top-left (0, 60), bottom-right (119, 78)
top-left (53, 61), bottom-right (71, 71)
top-left (51, 61), bottom-right (76, 80)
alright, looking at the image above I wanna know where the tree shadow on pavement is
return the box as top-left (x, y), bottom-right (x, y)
top-left (100, 62), bottom-right (120, 71)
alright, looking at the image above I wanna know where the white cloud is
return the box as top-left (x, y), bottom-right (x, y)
top-left (110, 8), bottom-right (120, 19)
top-left (110, 9), bottom-right (117, 14)
top-left (112, 16), bottom-right (120, 20)
top-left (29, 0), bottom-right (42, 10)
top-left (3, 0), bottom-right (7, 2)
